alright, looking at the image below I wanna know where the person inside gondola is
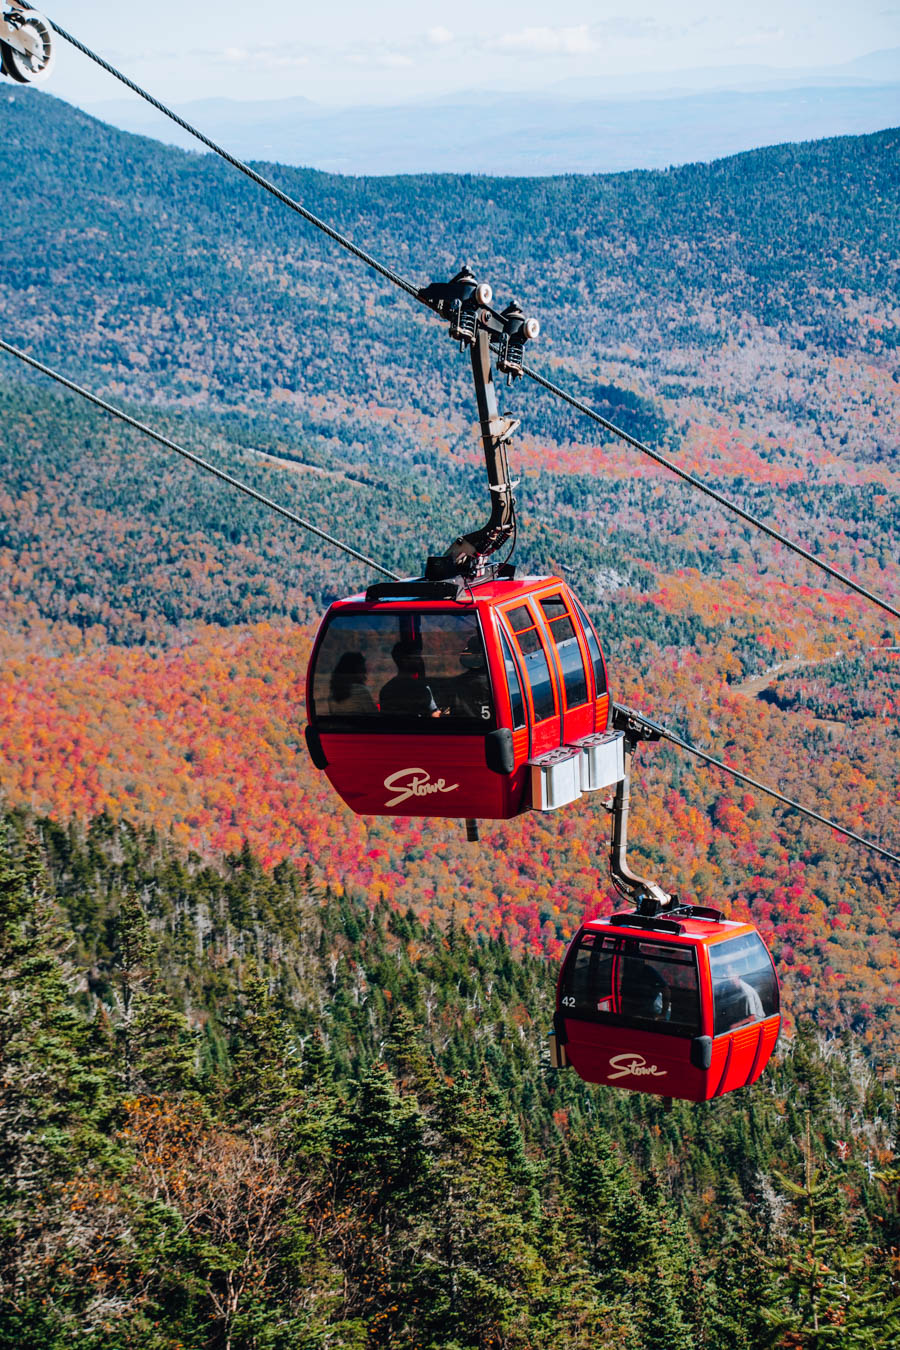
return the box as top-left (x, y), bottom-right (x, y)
top-left (620, 956), bottom-right (670, 1023)
top-left (714, 961), bottom-right (764, 1031)
top-left (450, 634), bottom-right (491, 721)
top-left (380, 641), bottom-right (442, 718)
top-left (328, 651), bottom-right (377, 716)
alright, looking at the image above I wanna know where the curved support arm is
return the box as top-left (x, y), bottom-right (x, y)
top-left (444, 328), bottom-right (517, 574)
top-left (609, 746), bottom-right (673, 915)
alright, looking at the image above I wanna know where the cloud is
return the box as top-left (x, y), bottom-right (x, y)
top-left (494, 25), bottom-right (596, 56)
top-left (596, 18), bottom-right (666, 40)
top-left (732, 25), bottom-right (785, 49)
top-left (426, 26), bottom-right (454, 47)
top-left (347, 48), bottom-right (413, 69)
top-left (219, 45), bottom-right (309, 70)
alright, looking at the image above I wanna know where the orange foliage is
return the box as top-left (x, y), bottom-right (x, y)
top-left (1, 604), bottom-right (898, 1031)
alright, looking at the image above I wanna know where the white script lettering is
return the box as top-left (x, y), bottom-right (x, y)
top-left (607, 1053), bottom-right (667, 1081)
top-left (384, 767), bottom-right (460, 809)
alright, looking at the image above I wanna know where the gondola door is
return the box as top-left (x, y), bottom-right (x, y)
top-left (534, 590), bottom-right (595, 745)
top-left (499, 600), bottom-right (561, 756)
top-left (570, 593), bottom-right (611, 733)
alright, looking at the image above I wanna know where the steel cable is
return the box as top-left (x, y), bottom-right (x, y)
top-left (0, 338), bottom-right (400, 579)
top-left (1, 337), bottom-right (895, 867)
top-left (523, 365), bottom-right (900, 624)
top-left (10, 27), bottom-right (900, 871)
top-left (46, 17), bottom-right (900, 625)
top-left (614, 703), bottom-right (900, 866)
top-left (45, 20), bottom-right (420, 302)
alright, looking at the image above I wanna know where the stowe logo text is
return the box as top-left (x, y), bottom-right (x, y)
top-left (384, 768), bottom-right (460, 809)
top-left (607, 1053), bottom-right (667, 1081)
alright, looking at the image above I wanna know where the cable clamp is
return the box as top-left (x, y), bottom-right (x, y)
top-left (480, 415), bottom-right (520, 445)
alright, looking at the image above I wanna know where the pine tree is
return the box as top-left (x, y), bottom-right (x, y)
top-left (0, 830), bottom-right (129, 1348)
top-left (226, 972), bottom-right (304, 1122)
top-left (109, 889), bottom-right (197, 1093)
top-left (761, 1113), bottom-right (900, 1347)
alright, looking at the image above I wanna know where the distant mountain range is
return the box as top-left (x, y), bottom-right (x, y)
top-left (82, 51), bottom-right (900, 175)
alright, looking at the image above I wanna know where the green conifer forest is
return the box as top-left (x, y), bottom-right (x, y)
top-left (1, 810), bottom-right (897, 1348)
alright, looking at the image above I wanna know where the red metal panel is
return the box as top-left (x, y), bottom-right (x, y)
top-left (563, 1018), bottom-right (711, 1101)
top-left (511, 726), bottom-right (529, 769)
top-left (746, 1016), bottom-right (781, 1085)
top-left (709, 1036), bottom-right (732, 1097)
top-left (718, 1023), bottom-right (765, 1095)
top-left (320, 731), bottom-right (529, 819)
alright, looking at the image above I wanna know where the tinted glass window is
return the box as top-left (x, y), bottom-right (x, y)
top-left (507, 606), bottom-right (533, 634)
top-left (572, 596), bottom-right (607, 698)
top-left (541, 596), bottom-right (568, 622)
top-left (561, 933), bottom-right (617, 1017)
top-left (617, 941), bottom-right (700, 1037)
top-left (709, 933), bottom-right (779, 1036)
top-left (499, 630), bottom-right (526, 731)
top-left (311, 611), bottom-right (494, 731)
top-left (540, 597), bottom-right (588, 709)
top-left (515, 627), bottom-right (556, 722)
top-left (504, 607), bottom-right (557, 723)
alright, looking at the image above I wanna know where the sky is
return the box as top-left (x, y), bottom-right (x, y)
top-left (40, 1), bottom-right (900, 107)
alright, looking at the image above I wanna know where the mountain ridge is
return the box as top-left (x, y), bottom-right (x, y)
top-left (78, 79), bottom-right (900, 176)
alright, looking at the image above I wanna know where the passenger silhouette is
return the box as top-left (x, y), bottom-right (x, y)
top-left (451, 634), bottom-right (492, 720)
top-left (379, 641), bottom-right (440, 718)
top-left (328, 652), bottom-right (377, 716)
top-left (714, 962), bottom-right (764, 1030)
top-left (621, 958), bottom-right (670, 1022)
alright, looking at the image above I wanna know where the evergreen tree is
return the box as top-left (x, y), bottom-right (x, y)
top-left (0, 812), bottom-right (897, 1347)
top-left (226, 972), bottom-right (304, 1123)
top-left (109, 889), bottom-right (197, 1094)
top-left (761, 1114), bottom-right (900, 1347)
top-left (0, 831), bottom-right (129, 1348)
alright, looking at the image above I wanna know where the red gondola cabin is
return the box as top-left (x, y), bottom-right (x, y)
top-left (552, 909), bottom-right (780, 1100)
top-left (304, 575), bottom-right (614, 820)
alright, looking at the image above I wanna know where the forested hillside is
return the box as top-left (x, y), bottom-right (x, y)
top-left (0, 83), bottom-right (898, 1346)
top-left (1, 812), bottom-right (897, 1348)
top-left (0, 91), bottom-right (898, 1032)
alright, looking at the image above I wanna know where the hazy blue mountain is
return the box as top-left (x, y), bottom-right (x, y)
top-left (83, 70), bottom-right (900, 176)
top-left (546, 46), bottom-right (900, 99)
top-left (838, 46), bottom-right (900, 81)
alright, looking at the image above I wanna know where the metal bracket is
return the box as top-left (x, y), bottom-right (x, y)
top-left (417, 268), bottom-right (540, 579)
top-left (611, 703), bottom-right (665, 747)
top-left (606, 705), bottom-right (674, 917)
top-left (419, 268), bottom-right (540, 379)
top-left (481, 415), bottom-right (520, 446)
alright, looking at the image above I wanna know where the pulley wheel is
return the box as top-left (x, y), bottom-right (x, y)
top-left (0, 42), bottom-right (21, 80)
top-left (1, 9), bottom-right (55, 83)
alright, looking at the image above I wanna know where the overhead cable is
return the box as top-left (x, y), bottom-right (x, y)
top-left (47, 18), bottom-right (900, 627)
top-left (613, 702), bottom-right (900, 867)
top-left (523, 366), bottom-right (900, 623)
top-left (46, 19), bottom-right (420, 302)
top-left (0, 338), bottom-right (400, 580)
top-left (1, 338), bottom-right (894, 870)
